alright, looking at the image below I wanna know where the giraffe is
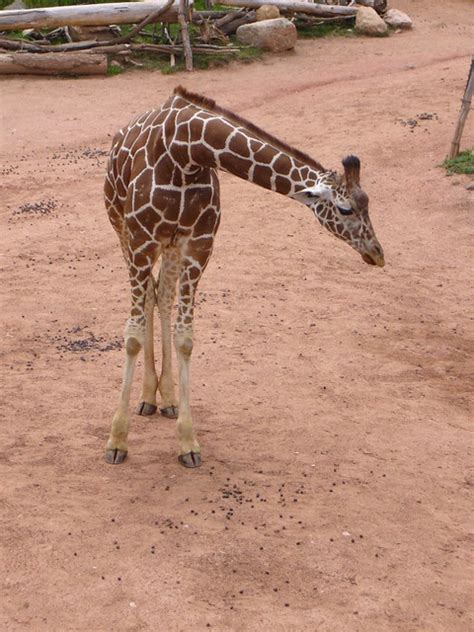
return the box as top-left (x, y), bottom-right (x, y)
top-left (104, 85), bottom-right (385, 468)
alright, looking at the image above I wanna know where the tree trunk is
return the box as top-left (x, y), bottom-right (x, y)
top-left (216, 0), bottom-right (356, 17)
top-left (0, 1), bottom-right (187, 31)
top-left (0, 51), bottom-right (107, 75)
top-left (449, 56), bottom-right (474, 160)
top-left (177, 0), bottom-right (193, 71)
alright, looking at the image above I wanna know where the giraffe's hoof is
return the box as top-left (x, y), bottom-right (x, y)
top-left (105, 449), bottom-right (128, 465)
top-left (178, 452), bottom-right (202, 468)
top-left (160, 406), bottom-right (179, 419)
top-left (136, 401), bottom-right (158, 416)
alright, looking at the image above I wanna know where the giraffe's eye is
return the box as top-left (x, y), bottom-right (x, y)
top-left (337, 205), bottom-right (353, 216)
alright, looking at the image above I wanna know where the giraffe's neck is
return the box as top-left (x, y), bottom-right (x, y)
top-left (168, 97), bottom-right (327, 197)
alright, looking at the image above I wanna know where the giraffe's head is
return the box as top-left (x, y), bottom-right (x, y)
top-left (295, 155), bottom-right (385, 267)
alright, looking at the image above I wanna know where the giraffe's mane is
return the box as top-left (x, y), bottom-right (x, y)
top-left (173, 86), bottom-right (326, 173)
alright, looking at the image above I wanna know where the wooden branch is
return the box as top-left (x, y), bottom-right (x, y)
top-left (294, 13), bottom-right (354, 24)
top-left (219, 10), bottom-right (255, 35)
top-left (113, 0), bottom-right (175, 44)
top-left (0, 37), bottom-right (48, 52)
top-left (193, 10), bottom-right (241, 21)
top-left (178, 0), bottom-right (193, 71)
top-left (449, 56), bottom-right (474, 159)
top-left (214, 8), bottom-right (246, 28)
top-left (0, 51), bottom-right (107, 74)
top-left (129, 42), bottom-right (238, 54)
top-left (216, 0), bottom-right (356, 16)
top-left (0, 36), bottom-right (238, 55)
top-left (0, 38), bottom-right (238, 55)
top-left (0, 0), bottom-right (187, 31)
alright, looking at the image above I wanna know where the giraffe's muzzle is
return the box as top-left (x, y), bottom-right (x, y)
top-left (361, 244), bottom-right (385, 267)
top-left (362, 252), bottom-right (385, 268)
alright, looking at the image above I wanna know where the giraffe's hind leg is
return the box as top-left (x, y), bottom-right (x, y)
top-left (136, 273), bottom-right (159, 416)
top-left (174, 248), bottom-right (214, 468)
top-left (106, 246), bottom-right (160, 464)
top-left (156, 249), bottom-right (180, 419)
top-left (106, 315), bottom-right (145, 464)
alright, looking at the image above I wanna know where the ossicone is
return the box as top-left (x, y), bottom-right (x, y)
top-left (342, 154), bottom-right (360, 190)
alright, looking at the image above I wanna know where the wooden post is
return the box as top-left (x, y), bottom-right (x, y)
top-left (178, 0), bottom-right (193, 71)
top-left (449, 56), bottom-right (474, 159)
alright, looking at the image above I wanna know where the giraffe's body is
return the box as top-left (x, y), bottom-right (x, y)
top-left (104, 86), bottom-right (384, 467)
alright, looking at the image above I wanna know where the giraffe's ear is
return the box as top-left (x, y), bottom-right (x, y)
top-left (294, 183), bottom-right (334, 203)
top-left (342, 155), bottom-right (360, 190)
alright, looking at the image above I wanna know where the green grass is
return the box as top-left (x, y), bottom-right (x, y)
top-left (295, 19), bottom-right (356, 39)
top-left (132, 43), bottom-right (261, 74)
top-left (2, 29), bottom-right (24, 39)
top-left (119, 21), bottom-right (261, 74)
top-left (442, 150), bottom-right (474, 175)
top-left (107, 63), bottom-right (124, 75)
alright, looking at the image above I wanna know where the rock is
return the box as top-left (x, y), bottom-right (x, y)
top-left (355, 6), bottom-right (388, 36)
top-left (466, 182), bottom-right (474, 191)
top-left (255, 5), bottom-right (280, 21)
top-left (355, 0), bottom-right (387, 13)
top-left (384, 9), bottom-right (413, 30)
top-left (236, 18), bottom-right (297, 52)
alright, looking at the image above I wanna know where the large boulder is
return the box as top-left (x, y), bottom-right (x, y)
top-left (355, 6), bottom-right (388, 36)
top-left (255, 5), bottom-right (280, 21)
top-left (355, 0), bottom-right (387, 14)
top-left (236, 18), bottom-right (297, 52)
top-left (384, 9), bottom-right (413, 30)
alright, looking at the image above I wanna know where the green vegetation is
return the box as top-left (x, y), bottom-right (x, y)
top-left (107, 63), bottom-right (124, 75)
top-left (442, 150), bottom-right (474, 175)
top-left (120, 23), bottom-right (261, 74)
top-left (295, 19), bottom-right (356, 40)
top-left (132, 43), bottom-right (261, 74)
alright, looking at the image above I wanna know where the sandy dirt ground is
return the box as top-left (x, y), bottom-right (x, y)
top-left (1, 0), bottom-right (473, 630)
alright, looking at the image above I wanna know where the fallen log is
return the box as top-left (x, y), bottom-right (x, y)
top-left (0, 0), bottom-right (188, 31)
top-left (0, 36), bottom-right (98, 52)
top-left (193, 10), bottom-right (241, 21)
top-left (216, 0), bottom-right (356, 17)
top-left (0, 51), bottom-right (107, 74)
top-left (214, 8), bottom-right (246, 28)
top-left (219, 10), bottom-right (256, 35)
top-left (0, 0), bottom-right (175, 53)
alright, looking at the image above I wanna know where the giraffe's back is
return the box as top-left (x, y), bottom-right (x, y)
top-left (104, 99), bottom-right (221, 255)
